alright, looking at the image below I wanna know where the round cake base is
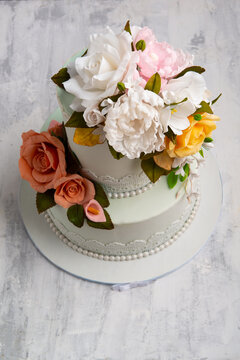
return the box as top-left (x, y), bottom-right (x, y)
top-left (18, 152), bottom-right (222, 285)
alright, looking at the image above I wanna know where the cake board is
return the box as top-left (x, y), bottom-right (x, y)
top-left (18, 108), bottom-right (222, 285)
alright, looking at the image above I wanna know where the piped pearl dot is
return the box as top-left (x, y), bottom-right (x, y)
top-left (113, 193), bottom-right (118, 199)
top-left (126, 255), bottom-right (132, 261)
top-left (120, 255), bottom-right (126, 261)
top-left (88, 252), bottom-right (93, 257)
top-left (109, 256), bottom-right (115, 261)
top-left (136, 189), bottom-right (142, 195)
top-left (132, 254), bottom-right (138, 260)
top-left (98, 255), bottom-right (104, 260)
top-left (82, 250), bottom-right (88, 256)
top-left (115, 256), bottom-right (121, 261)
top-left (104, 255), bottom-right (109, 261)
top-left (143, 251), bottom-right (149, 257)
top-left (137, 253), bottom-right (143, 259)
top-left (108, 192), bottom-right (112, 198)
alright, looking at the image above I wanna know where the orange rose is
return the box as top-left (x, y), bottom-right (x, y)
top-left (19, 130), bottom-right (66, 193)
top-left (166, 112), bottom-right (219, 158)
top-left (54, 174), bottom-right (95, 208)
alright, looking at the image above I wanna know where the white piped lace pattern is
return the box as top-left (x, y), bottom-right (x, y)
top-left (44, 194), bottom-right (200, 261)
top-left (81, 168), bottom-right (151, 196)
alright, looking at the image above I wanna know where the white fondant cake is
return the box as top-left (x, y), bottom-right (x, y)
top-left (19, 23), bottom-right (220, 261)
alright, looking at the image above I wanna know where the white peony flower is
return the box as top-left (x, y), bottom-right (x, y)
top-left (158, 100), bottom-right (196, 135)
top-left (162, 71), bottom-right (208, 107)
top-left (104, 86), bottom-right (165, 159)
top-left (63, 27), bottom-right (138, 109)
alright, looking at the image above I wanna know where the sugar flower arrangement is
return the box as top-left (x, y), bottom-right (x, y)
top-left (52, 21), bottom-right (221, 194)
top-left (19, 122), bottom-right (114, 229)
top-left (19, 21), bottom-right (221, 230)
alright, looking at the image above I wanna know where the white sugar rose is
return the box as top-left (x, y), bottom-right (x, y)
top-left (104, 86), bottom-right (165, 159)
top-left (83, 104), bottom-right (105, 127)
top-left (64, 27), bottom-right (138, 109)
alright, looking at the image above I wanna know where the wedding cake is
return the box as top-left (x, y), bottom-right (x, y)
top-left (19, 22), bottom-right (220, 261)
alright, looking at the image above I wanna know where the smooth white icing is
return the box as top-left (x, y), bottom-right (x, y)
top-left (47, 178), bottom-right (199, 257)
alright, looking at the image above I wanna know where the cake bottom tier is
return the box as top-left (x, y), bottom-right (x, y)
top-left (45, 178), bottom-right (200, 261)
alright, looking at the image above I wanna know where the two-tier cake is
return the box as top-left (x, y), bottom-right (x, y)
top-left (19, 21), bottom-right (221, 261)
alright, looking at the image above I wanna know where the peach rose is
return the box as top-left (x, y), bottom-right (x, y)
top-left (166, 112), bottom-right (219, 158)
top-left (84, 199), bottom-right (106, 222)
top-left (19, 130), bottom-right (66, 193)
top-left (54, 174), bottom-right (95, 208)
top-left (48, 120), bottom-right (64, 138)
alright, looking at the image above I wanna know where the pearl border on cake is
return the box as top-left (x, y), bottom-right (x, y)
top-left (107, 182), bottom-right (153, 199)
top-left (44, 194), bottom-right (200, 261)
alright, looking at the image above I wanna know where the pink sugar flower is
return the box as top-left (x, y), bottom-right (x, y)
top-left (133, 27), bottom-right (193, 90)
top-left (84, 199), bottom-right (106, 223)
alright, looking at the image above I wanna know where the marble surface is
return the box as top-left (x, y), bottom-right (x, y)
top-left (0, 0), bottom-right (239, 359)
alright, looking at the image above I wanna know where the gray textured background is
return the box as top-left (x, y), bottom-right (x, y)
top-left (0, 1), bottom-right (240, 359)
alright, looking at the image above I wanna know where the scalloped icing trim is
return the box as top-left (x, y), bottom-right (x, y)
top-left (44, 194), bottom-right (200, 261)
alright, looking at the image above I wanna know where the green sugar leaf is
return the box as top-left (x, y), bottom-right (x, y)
top-left (87, 209), bottom-right (114, 230)
top-left (179, 163), bottom-right (190, 182)
top-left (167, 171), bottom-right (179, 189)
top-left (193, 101), bottom-right (213, 115)
top-left (199, 149), bottom-right (204, 157)
top-left (65, 112), bottom-right (89, 128)
top-left (51, 67), bottom-right (70, 89)
top-left (67, 204), bottom-right (84, 228)
top-left (211, 93), bottom-right (222, 105)
top-left (164, 126), bottom-right (177, 144)
top-left (108, 144), bottom-right (124, 160)
top-left (204, 137), bottom-right (213, 143)
top-left (36, 189), bottom-right (56, 214)
top-left (174, 66), bottom-right (205, 79)
top-left (136, 39), bottom-right (146, 51)
top-left (141, 158), bottom-right (167, 183)
top-left (124, 20), bottom-right (132, 35)
top-left (94, 182), bottom-right (110, 208)
top-left (144, 72), bottom-right (161, 94)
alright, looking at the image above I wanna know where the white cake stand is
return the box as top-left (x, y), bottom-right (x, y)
top-left (18, 149), bottom-right (222, 286)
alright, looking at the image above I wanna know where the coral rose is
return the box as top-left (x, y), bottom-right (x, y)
top-left (19, 130), bottom-right (66, 193)
top-left (54, 174), bottom-right (95, 209)
top-left (48, 120), bottom-right (64, 137)
top-left (166, 113), bottom-right (220, 158)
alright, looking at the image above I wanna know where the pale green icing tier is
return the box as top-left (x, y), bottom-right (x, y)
top-left (47, 178), bottom-right (196, 257)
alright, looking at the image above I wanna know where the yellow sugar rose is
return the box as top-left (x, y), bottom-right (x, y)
top-left (166, 112), bottom-right (220, 158)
